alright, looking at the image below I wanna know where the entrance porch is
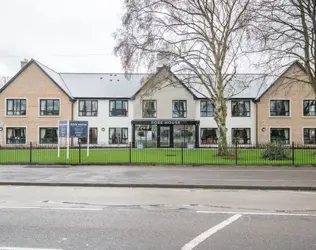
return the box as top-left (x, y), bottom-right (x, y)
top-left (131, 119), bottom-right (200, 148)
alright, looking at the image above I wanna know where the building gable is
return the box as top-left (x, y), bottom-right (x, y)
top-left (132, 66), bottom-right (198, 100)
top-left (256, 61), bottom-right (309, 101)
top-left (0, 59), bottom-right (73, 100)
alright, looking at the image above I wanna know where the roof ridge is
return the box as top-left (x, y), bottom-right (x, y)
top-left (59, 72), bottom-right (149, 75)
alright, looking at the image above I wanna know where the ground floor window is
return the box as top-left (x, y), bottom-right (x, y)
top-left (39, 127), bottom-right (58, 144)
top-left (232, 128), bottom-right (251, 144)
top-left (200, 128), bottom-right (218, 144)
top-left (304, 128), bottom-right (316, 145)
top-left (79, 128), bottom-right (98, 144)
top-left (135, 125), bottom-right (158, 147)
top-left (134, 124), bottom-right (196, 148)
top-left (270, 128), bottom-right (290, 144)
top-left (109, 128), bottom-right (128, 144)
top-left (6, 127), bottom-right (26, 144)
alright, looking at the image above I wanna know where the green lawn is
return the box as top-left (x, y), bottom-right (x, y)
top-left (0, 147), bottom-right (316, 165)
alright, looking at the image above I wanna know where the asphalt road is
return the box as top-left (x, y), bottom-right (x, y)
top-left (0, 187), bottom-right (315, 250)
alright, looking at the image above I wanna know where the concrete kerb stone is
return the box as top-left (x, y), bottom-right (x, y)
top-left (0, 182), bottom-right (316, 191)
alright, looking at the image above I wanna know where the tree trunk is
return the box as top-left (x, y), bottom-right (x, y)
top-left (217, 118), bottom-right (229, 156)
top-left (214, 95), bottom-right (229, 156)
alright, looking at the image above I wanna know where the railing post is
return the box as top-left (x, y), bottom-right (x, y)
top-left (235, 140), bottom-right (238, 165)
top-left (129, 142), bottom-right (132, 164)
top-left (29, 142), bottom-right (32, 165)
top-left (181, 142), bottom-right (184, 165)
top-left (291, 141), bottom-right (295, 166)
top-left (78, 141), bottom-right (81, 164)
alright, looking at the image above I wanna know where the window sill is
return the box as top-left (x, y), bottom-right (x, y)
top-left (38, 115), bottom-right (61, 118)
top-left (5, 115), bottom-right (27, 118)
top-left (268, 116), bottom-right (291, 119)
top-left (301, 116), bottom-right (316, 119)
top-left (231, 116), bottom-right (251, 118)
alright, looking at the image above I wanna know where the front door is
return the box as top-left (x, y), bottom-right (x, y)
top-left (158, 125), bottom-right (172, 148)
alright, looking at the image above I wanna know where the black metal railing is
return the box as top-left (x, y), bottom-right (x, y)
top-left (0, 141), bottom-right (316, 166)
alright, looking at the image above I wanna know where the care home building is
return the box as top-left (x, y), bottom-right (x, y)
top-left (0, 59), bottom-right (315, 147)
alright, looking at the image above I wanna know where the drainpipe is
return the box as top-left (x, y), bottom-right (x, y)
top-left (71, 99), bottom-right (75, 146)
top-left (255, 100), bottom-right (258, 147)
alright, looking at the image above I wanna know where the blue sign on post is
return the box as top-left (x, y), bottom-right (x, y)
top-left (69, 121), bottom-right (89, 138)
top-left (58, 121), bottom-right (68, 138)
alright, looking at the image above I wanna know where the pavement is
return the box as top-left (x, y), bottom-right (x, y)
top-left (0, 165), bottom-right (316, 190)
top-left (0, 186), bottom-right (316, 249)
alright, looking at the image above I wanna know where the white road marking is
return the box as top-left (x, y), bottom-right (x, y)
top-left (0, 248), bottom-right (62, 250)
top-left (197, 210), bottom-right (316, 217)
top-left (0, 206), bottom-right (103, 211)
top-left (181, 214), bottom-right (242, 250)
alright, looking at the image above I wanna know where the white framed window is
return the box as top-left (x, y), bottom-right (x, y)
top-left (109, 128), bottom-right (128, 144)
top-left (232, 128), bottom-right (251, 144)
top-left (231, 100), bottom-right (250, 117)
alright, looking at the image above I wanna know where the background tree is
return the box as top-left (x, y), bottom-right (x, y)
top-left (114, 0), bottom-right (254, 155)
top-left (252, 0), bottom-right (316, 91)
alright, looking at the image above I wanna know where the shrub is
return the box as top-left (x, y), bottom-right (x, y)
top-left (137, 131), bottom-right (145, 137)
top-left (261, 141), bottom-right (290, 160)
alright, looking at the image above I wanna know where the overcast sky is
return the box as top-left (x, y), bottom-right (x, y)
top-left (0, 0), bottom-right (126, 76)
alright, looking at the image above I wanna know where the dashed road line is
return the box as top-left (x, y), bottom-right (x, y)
top-left (181, 214), bottom-right (242, 250)
top-left (197, 210), bottom-right (316, 217)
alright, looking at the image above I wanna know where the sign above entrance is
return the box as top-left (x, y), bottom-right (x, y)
top-left (132, 119), bottom-right (200, 125)
top-left (151, 120), bottom-right (181, 125)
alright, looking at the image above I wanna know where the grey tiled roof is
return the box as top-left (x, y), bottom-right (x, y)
top-left (60, 73), bottom-right (148, 98)
top-left (19, 60), bottom-right (275, 100)
top-left (180, 74), bottom-right (274, 99)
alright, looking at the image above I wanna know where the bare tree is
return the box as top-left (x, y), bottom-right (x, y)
top-left (114, 0), bottom-right (253, 155)
top-left (0, 76), bottom-right (10, 88)
top-left (252, 0), bottom-right (316, 91)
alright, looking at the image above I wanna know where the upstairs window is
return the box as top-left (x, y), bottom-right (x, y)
top-left (79, 100), bottom-right (98, 117)
top-left (172, 100), bottom-right (187, 118)
top-left (270, 100), bottom-right (290, 116)
top-left (110, 100), bottom-right (128, 117)
top-left (6, 99), bottom-right (26, 116)
top-left (40, 99), bottom-right (60, 116)
top-left (231, 101), bottom-right (250, 117)
top-left (303, 100), bottom-right (316, 116)
top-left (142, 100), bottom-right (157, 118)
top-left (200, 100), bottom-right (214, 117)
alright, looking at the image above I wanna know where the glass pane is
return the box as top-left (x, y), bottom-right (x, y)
top-left (54, 100), bottom-right (60, 111)
top-left (86, 101), bottom-right (92, 112)
top-left (160, 126), bottom-right (170, 147)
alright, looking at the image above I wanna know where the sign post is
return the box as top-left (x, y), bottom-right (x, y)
top-left (58, 120), bottom-right (68, 158)
top-left (58, 120), bottom-right (89, 159)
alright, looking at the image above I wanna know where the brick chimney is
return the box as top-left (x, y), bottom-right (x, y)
top-left (20, 58), bottom-right (29, 69)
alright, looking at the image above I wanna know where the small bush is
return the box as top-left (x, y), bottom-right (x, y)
top-left (261, 141), bottom-right (290, 160)
top-left (137, 131), bottom-right (145, 137)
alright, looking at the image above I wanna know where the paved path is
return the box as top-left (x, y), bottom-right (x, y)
top-left (0, 165), bottom-right (315, 190)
